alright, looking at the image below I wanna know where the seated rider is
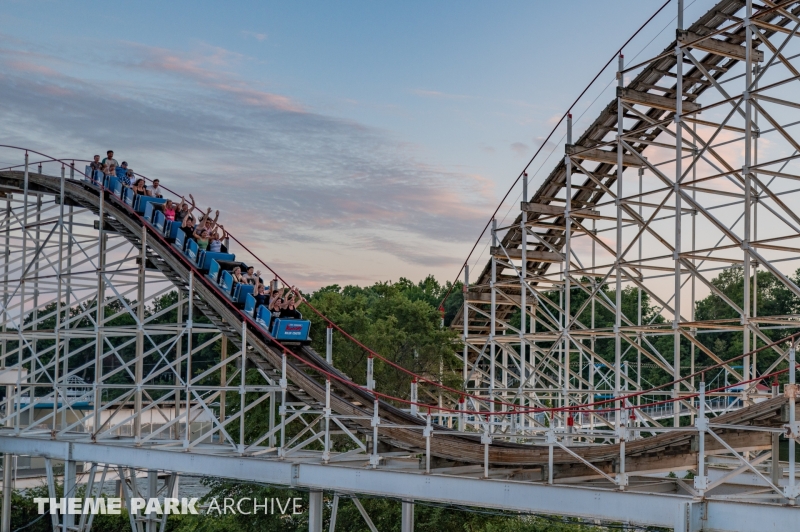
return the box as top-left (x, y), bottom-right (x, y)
top-left (209, 225), bottom-right (226, 253)
top-left (269, 287), bottom-right (283, 307)
top-left (150, 179), bottom-right (164, 198)
top-left (254, 285), bottom-right (269, 314)
top-left (242, 266), bottom-right (260, 285)
top-left (101, 150), bottom-right (118, 177)
top-left (89, 155), bottom-right (103, 181)
top-left (193, 227), bottom-right (210, 251)
top-left (231, 266), bottom-right (245, 286)
top-left (119, 162), bottom-right (133, 187)
top-left (175, 196), bottom-right (193, 224)
top-left (132, 179), bottom-right (148, 196)
top-left (163, 199), bottom-right (177, 222)
top-left (268, 297), bottom-right (284, 328)
top-left (180, 207), bottom-right (196, 241)
top-left (279, 300), bottom-right (301, 320)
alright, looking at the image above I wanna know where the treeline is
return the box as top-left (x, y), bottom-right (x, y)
top-left (5, 268), bottom-right (800, 531)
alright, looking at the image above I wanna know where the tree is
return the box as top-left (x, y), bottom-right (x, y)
top-left (302, 278), bottom-right (463, 400)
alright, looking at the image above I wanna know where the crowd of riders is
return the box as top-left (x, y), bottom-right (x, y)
top-left (90, 149), bottom-right (303, 322)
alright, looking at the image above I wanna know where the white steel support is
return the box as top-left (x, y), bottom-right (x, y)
top-left (742, 0), bottom-right (755, 395)
top-left (308, 490), bottom-right (323, 532)
top-left (1, 452), bottom-right (10, 532)
top-left (615, 53), bottom-right (624, 435)
top-left (6, 1), bottom-right (800, 528)
top-left (564, 113), bottom-right (573, 411)
top-left (401, 499), bottom-right (414, 532)
top-left (674, 13), bottom-right (684, 429)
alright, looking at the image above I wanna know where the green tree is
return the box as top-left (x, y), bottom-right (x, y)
top-left (302, 278), bottom-right (463, 400)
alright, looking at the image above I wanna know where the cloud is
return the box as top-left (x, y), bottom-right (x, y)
top-left (532, 136), bottom-right (557, 152)
top-left (510, 142), bottom-right (528, 156)
top-left (127, 43), bottom-right (304, 113)
top-left (241, 31), bottom-right (267, 42)
top-left (361, 236), bottom-right (462, 268)
top-left (0, 36), bottom-right (495, 288)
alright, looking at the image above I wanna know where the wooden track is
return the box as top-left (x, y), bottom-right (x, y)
top-left (1, 169), bottom-right (793, 478)
top-left (452, 0), bottom-right (800, 337)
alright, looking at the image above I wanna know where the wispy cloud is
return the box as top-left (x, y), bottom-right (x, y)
top-left (510, 142), bottom-right (528, 156)
top-left (127, 43), bottom-right (304, 112)
top-left (0, 36), bottom-right (495, 288)
top-left (532, 136), bottom-right (557, 152)
top-left (241, 30), bottom-right (267, 42)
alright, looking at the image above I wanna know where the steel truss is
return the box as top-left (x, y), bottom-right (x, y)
top-left (456, 0), bottom-right (800, 508)
top-left (2, 2), bottom-right (800, 532)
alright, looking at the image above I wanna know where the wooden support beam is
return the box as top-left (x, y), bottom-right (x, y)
top-left (490, 246), bottom-right (562, 263)
top-left (617, 87), bottom-right (701, 113)
top-left (520, 202), bottom-right (599, 217)
top-left (552, 430), bottom-right (771, 480)
top-left (678, 30), bottom-right (764, 62)
top-left (565, 145), bottom-right (642, 167)
top-left (467, 291), bottom-right (521, 305)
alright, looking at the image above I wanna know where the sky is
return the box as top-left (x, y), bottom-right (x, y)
top-left (0, 0), bottom-right (719, 291)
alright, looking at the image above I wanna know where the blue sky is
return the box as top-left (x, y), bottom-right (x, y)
top-left (0, 0), bottom-right (715, 289)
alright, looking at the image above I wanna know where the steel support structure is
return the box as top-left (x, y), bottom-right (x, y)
top-left (455, 0), bottom-right (800, 508)
top-left (4, 2), bottom-right (800, 532)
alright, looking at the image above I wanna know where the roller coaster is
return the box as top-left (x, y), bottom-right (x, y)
top-left (4, 0), bottom-right (800, 531)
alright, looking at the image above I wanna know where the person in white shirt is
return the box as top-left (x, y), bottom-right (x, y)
top-left (101, 150), bottom-right (118, 176)
top-left (150, 179), bottom-right (164, 198)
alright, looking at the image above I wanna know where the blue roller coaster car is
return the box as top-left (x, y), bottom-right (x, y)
top-left (271, 318), bottom-right (311, 343)
top-left (252, 306), bottom-right (311, 343)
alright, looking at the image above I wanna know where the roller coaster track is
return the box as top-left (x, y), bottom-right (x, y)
top-left (4, 0), bottom-right (800, 529)
top-left (450, 0), bottom-right (800, 444)
top-left (0, 168), bottom-right (792, 475)
top-left (457, 0), bottom-right (800, 331)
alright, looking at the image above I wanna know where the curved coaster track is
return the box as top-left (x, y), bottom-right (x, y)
top-left (3, 0), bottom-right (800, 531)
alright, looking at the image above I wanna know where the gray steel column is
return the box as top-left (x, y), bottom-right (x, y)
top-left (1, 452), bottom-right (11, 532)
top-left (401, 499), bottom-right (414, 532)
top-left (134, 225), bottom-right (146, 442)
top-left (742, 0), bottom-right (754, 390)
top-left (219, 337), bottom-right (227, 442)
top-left (771, 380), bottom-right (780, 486)
top-left (308, 490), bottom-right (323, 532)
top-left (63, 459), bottom-right (77, 531)
top-left (17, 153), bottom-right (28, 433)
top-left (673, 9), bottom-right (684, 428)
top-left (614, 54), bottom-right (624, 435)
top-left (489, 219), bottom-right (497, 425)
top-left (33, 193), bottom-right (42, 425)
top-left (564, 113), bottom-right (573, 412)
top-left (1, 379), bottom-right (11, 532)
top-left (175, 289), bottom-right (183, 440)
top-left (147, 470), bottom-right (158, 532)
top-left (461, 265), bottom-right (468, 431)
top-left (637, 166), bottom-right (643, 412)
top-left (520, 171), bottom-right (527, 425)
top-left (92, 176), bottom-right (107, 434)
top-left (1, 193), bottom-right (8, 367)
top-left (55, 165), bottom-right (65, 431)
top-left (184, 273), bottom-right (193, 447)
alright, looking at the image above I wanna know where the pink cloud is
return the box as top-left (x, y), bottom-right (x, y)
top-left (131, 43), bottom-right (303, 113)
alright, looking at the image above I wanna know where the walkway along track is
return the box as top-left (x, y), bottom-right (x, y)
top-left (2, 169), bottom-right (796, 481)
